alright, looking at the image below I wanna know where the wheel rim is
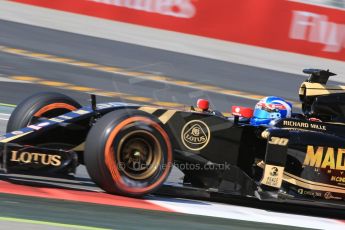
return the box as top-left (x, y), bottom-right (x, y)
top-left (116, 130), bottom-right (162, 180)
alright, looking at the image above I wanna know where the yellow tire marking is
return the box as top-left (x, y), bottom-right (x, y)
top-left (123, 96), bottom-right (153, 102)
top-left (0, 45), bottom-right (302, 106)
top-left (48, 57), bottom-right (75, 63)
top-left (245, 94), bottom-right (265, 100)
top-left (193, 84), bottom-right (220, 91)
top-left (121, 71), bottom-right (146, 77)
top-left (153, 101), bottom-right (184, 107)
top-left (219, 89), bottom-right (246, 95)
top-left (28, 53), bottom-right (53, 58)
top-left (145, 75), bottom-right (170, 81)
top-left (94, 91), bottom-right (126, 97)
top-left (94, 66), bottom-right (122, 72)
top-left (39, 81), bottom-right (71, 87)
top-left (65, 86), bottom-right (98, 92)
top-left (71, 62), bottom-right (99, 67)
top-left (2, 48), bottom-right (28, 54)
top-left (172, 81), bottom-right (194, 86)
top-left (11, 76), bottom-right (41, 81)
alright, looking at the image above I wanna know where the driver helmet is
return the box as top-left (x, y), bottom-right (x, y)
top-left (250, 96), bottom-right (292, 126)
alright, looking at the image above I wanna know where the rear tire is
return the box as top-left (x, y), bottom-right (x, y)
top-left (84, 109), bottom-right (173, 197)
top-left (7, 92), bottom-right (81, 132)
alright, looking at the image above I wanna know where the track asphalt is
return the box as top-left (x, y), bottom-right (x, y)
top-left (0, 19), bottom-right (343, 230)
top-left (0, 193), bottom-right (313, 230)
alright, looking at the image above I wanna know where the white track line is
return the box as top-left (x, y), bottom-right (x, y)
top-left (0, 113), bottom-right (10, 117)
top-left (0, 76), bottom-right (31, 84)
top-left (150, 198), bottom-right (345, 229)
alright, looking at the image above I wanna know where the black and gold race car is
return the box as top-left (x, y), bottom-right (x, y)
top-left (0, 69), bottom-right (345, 207)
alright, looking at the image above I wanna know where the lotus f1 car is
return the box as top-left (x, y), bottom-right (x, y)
top-left (0, 69), bottom-right (345, 205)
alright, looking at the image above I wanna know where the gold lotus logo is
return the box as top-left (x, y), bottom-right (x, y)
top-left (181, 120), bottom-right (210, 151)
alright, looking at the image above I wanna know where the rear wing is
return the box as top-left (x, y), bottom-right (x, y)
top-left (303, 69), bottom-right (336, 84)
top-left (299, 69), bottom-right (344, 101)
top-left (299, 69), bottom-right (345, 115)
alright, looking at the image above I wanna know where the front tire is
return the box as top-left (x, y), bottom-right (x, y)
top-left (84, 109), bottom-right (173, 197)
top-left (7, 92), bottom-right (81, 132)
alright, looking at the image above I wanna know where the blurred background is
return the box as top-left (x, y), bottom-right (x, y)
top-left (0, 0), bottom-right (345, 114)
top-left (303, 0), bottom-right (345, 8)
top-left (0, 1), bottom-right (345, 229)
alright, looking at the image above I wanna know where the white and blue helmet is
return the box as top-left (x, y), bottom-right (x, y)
top-left (250, 96), bottom-right (292, 125)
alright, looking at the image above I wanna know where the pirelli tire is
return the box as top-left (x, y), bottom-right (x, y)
top-left (6, 92), bottom-right (81, 132)
top-left (84, 109), bottom-right (173, 197)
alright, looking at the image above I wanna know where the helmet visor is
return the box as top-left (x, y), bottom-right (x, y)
top-left (253, 109), bottom-right (282, 119)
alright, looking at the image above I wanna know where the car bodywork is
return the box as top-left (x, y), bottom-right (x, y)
top-left (0, 69), bottom-right (345, 206)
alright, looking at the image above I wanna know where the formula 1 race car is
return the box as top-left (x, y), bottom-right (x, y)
top-left (0, 69), bottom-right (345, 206)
